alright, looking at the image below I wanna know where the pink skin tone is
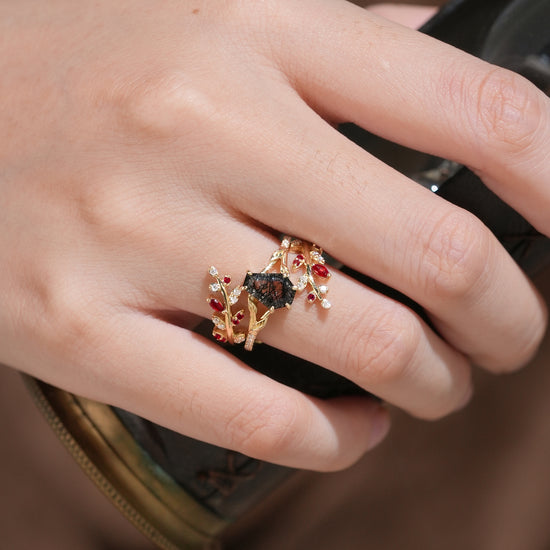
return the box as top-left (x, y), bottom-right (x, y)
top-left (0, 0), bottom-right (548, 472)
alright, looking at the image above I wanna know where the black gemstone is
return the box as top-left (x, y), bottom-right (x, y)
top-left (243, 273), bottom-right (296, 309)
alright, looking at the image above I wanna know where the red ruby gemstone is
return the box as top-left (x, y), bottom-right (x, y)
top-left (214, 333), bottom-right (222, 340)
top-left (236, 312), bottom-right (245, 320)
top-left (307, 293), bottom-right (316, 302)
top-left (232, 319), bottom-right (240, 326)
top-left (209, 298), bottom-right (224, 312)
top-left (293, 254), bottom-right (305, 268)
top-left (223, 276), bottom-right (231, 284)
top-left (312, 264), bottom-right (329, 278)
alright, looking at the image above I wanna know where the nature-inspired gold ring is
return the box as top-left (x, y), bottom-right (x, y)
top-left (207, 236), bottom-right (331, 351)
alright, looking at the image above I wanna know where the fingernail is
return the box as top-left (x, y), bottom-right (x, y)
top-left (367, 403), bottom-right (391, 451)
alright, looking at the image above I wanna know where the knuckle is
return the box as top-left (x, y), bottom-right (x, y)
top-left (38, 277), bottom-right (101, 361)
top-left (421, 210), bottom-right (491, 301)
top-left (6, 251), bottom-right (109, 373)
top-left (489, 307), bottom-right (548, 373)
top-left (420, 372), bottom-right (473, 421)
top-left (76, 175), bottom-right (165, 252)
top-left (343, 304), bottom-right (422, 387)
top-left (223, 393), bottom-right (301, 460)
top-left (515, 315), bottom-right (547, 367)
top-left (116, 70), bottom-right (217, 140)
top-left (469, 67), bottom-right (543, 155)
top-left (522, 305), bottom-right (548, 361)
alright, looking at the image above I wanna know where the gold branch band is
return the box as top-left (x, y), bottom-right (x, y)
top-left (207, 236), bottom-right (331, 351)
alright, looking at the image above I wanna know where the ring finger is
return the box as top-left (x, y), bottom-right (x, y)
top-left (146, 215), bottom-right (472, 420)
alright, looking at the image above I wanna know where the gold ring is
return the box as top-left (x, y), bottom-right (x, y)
top-left (207, 236), bottom-right (331, 351)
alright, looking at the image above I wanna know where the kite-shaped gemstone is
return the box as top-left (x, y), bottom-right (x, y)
top-left (243, 273), bottom-right (296, 309)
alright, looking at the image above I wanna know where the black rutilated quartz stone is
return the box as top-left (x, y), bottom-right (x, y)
top-left (243, 273), bottom-right (296, 309)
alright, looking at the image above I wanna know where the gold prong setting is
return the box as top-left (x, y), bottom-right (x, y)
top-left (207, 236), bottom-right (332, 350)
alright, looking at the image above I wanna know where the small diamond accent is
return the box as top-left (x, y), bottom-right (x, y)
top-left (319, 285), bottom-right (328, 294)
top-left (209, 266), bottom-right (218, 276)
top-left (310, 252), bottom-right (325, 264)
top-left (209, 283), bottom-right (220, 292)
top-left (281, 238), bottom-right (291, 249)
top-left (321, 299), bottom-right (331, 309)
top-left (229, 296), bottom-right (239, 305)
top-left (212, 318), bottom-right (226, 330)
top-left (296, 275), bottom-right (308, 291)
top-left (234, 333), bottom-right (245, 344)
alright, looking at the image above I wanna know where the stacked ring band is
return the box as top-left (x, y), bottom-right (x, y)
top-left (207, 236), bottom-right (331, 351)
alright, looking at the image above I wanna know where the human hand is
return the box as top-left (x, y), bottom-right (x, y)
top-left (1, 0), bottom-right (548, 471)
top-left (364, 2), bottom-right (438, 28)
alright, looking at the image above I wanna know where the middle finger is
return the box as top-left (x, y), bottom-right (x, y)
top-left (189, 220), bottom-right (473, 420)
top-left (227, 91), bottom-right (546, 374)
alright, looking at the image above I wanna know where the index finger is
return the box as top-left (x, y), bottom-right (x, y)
top-left (267, 0), bottom-right (550, 234)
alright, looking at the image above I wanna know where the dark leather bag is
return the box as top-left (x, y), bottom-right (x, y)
top-left (26, 0), bottom-right (550, 548)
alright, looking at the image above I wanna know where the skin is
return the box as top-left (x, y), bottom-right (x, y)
top-left (0, 0), bottom-right (549, 473)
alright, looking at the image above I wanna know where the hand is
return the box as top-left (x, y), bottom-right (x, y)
top-left (365, 2), bottom-right (439, 28)
top-left (0, 0), bottom-right (547, 471)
